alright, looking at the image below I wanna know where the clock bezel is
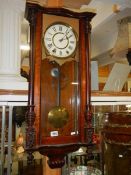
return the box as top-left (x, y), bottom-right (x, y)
top-left (42, 21), bottom-right (78, 59)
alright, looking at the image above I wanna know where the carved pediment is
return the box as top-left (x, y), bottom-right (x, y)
top-left (26, 0), bottom-right (91, 8)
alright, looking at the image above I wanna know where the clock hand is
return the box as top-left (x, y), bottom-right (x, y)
top-left (60, 35), bottom-right (72, 41)
top-left (59, 36), bottom-right (67, 42)
top-left (59, 27), bottom-right (72, 42)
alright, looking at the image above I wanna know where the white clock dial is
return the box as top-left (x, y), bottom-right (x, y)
top-left (43, 23), bottom-right (77, 58)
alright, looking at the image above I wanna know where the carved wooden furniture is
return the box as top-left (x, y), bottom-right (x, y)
top-left (25, 2), bottom-right (95, 168)
top-left (103, 112), bottom-right (131, 175)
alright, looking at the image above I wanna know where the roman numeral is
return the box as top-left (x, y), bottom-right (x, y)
top-left (48, 32), bottom-right (53, 35)
top-left (45, 38), bottom-right (51, 41)
top-left (59, 26), bottom-right (62, 31)
top-left (70, 41), bottom-right (75, 44)
top-left (66, 50), bottom-right (69, 54)
top-left (48, 43), bottom-right (52, 48)
top-left (52, 48), bottom-right (56, 53)
top-left (68, 34), bottom-right (73, 38)
top-left (52, 26), bottom-right (57, 32)
top-left (68, 45), bottom-right (73, 50)
top-left (59, 50), bottom-right (62, 56)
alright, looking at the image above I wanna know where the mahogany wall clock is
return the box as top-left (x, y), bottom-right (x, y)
top-left (25, 3), bottom-right (95, 168)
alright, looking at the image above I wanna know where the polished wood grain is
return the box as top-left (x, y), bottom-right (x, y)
top-left (0, 90), bottom-right (28, 95)
top-left (92, 90), bottom-right (131, 96)
top-left (103, 112), bottom-right (131, 145)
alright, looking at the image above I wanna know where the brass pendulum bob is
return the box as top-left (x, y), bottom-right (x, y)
top-left (48, 67), bottom-right (69, 128)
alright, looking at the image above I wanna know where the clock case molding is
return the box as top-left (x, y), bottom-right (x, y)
top-left (25, 3), bottom-right (95, 168)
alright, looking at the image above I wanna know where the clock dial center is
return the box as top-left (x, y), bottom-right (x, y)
top-left (53, 33), bottom-right (69, 49)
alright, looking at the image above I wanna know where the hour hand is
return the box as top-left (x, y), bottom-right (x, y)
top-left (59, 36), bottom-right (67, 42)
top-left (59, 27), bottom-right (71, 42)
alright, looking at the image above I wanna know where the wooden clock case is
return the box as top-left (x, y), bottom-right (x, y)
top-left (25, 3), bottom-right (95, 168)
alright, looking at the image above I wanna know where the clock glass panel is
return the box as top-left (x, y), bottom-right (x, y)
top-left (40, 14), bottom-right (80, 139)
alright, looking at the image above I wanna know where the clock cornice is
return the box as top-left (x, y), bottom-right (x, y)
top-left (26, 2), bottom-right (96, 21)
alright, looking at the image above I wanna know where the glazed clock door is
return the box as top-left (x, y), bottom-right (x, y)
top-left (40, 14), bottom-right (80, 143)
top-left (41, 55), bottom-right (79, 138)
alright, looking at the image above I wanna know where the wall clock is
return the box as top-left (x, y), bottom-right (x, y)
top-left (25, 3), bottom-right (95, 168)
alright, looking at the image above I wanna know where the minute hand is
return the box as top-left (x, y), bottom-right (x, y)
top-left (59, 27), bottom-right (72, 42)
